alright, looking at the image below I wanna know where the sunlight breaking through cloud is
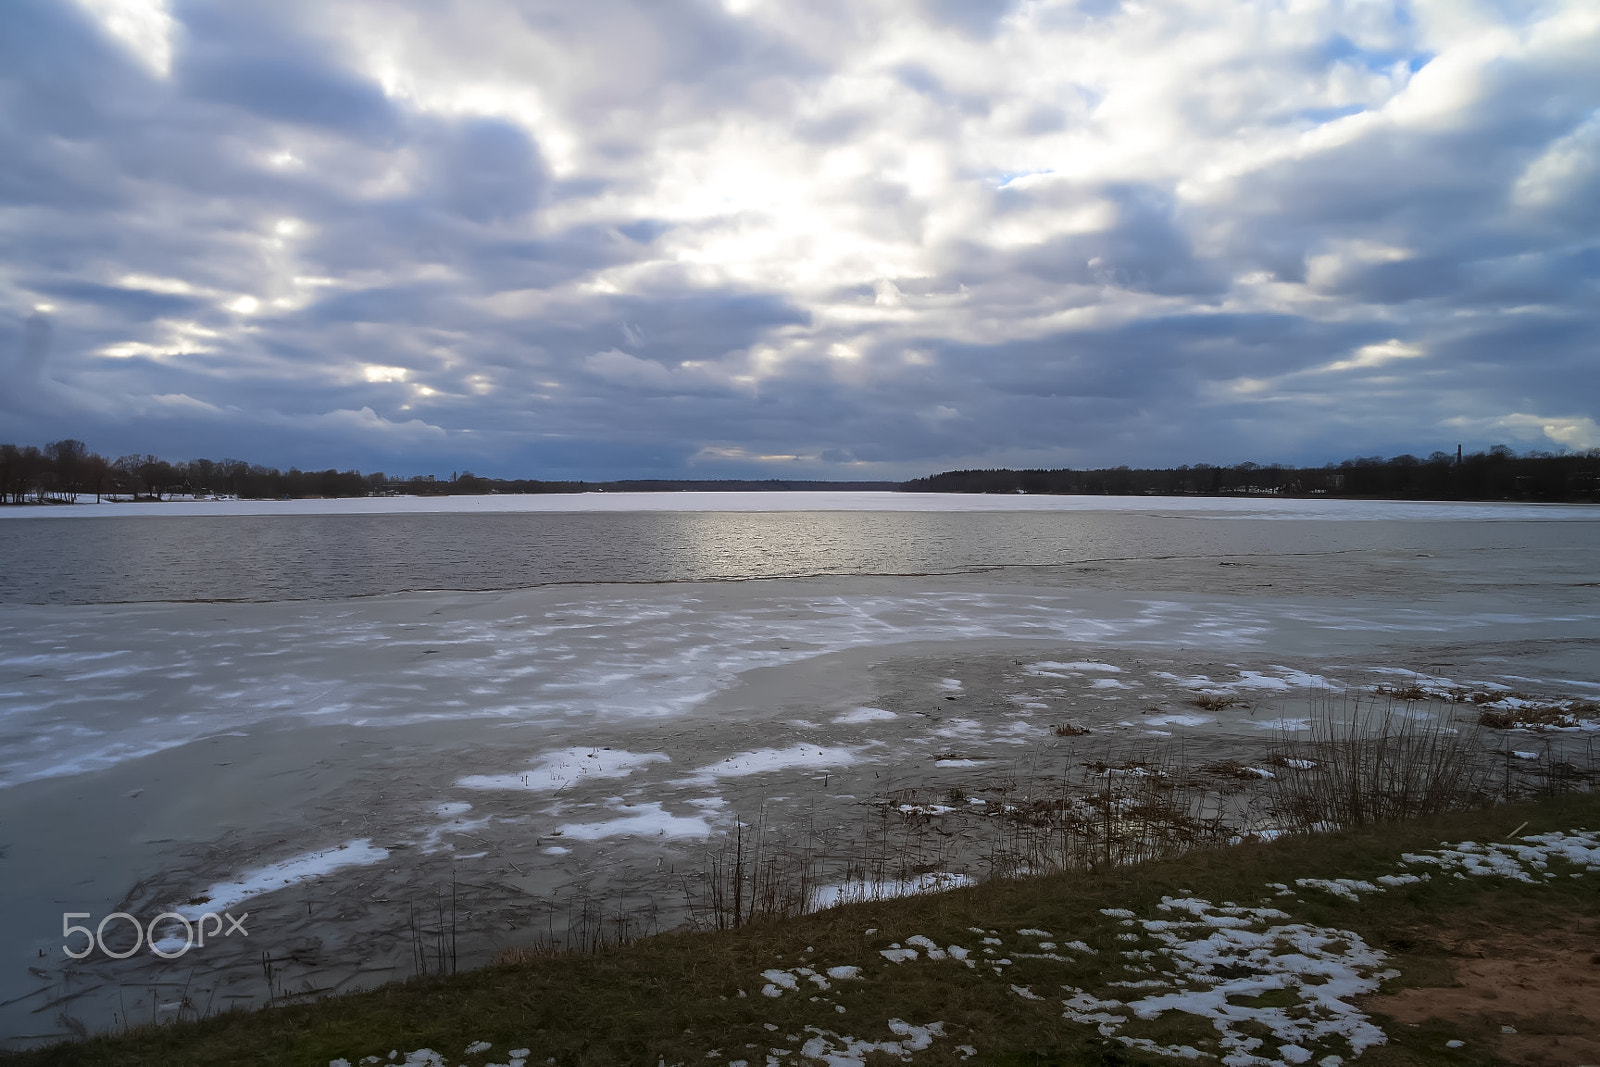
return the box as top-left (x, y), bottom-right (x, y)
top-left (2, 0), bottom-right (1596, 476)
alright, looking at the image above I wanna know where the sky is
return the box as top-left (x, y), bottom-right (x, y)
top-left (1, 0), bottom-right (1597, 480)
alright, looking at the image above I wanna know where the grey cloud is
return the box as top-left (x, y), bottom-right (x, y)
top-left (1022, 187), bottom-right (1226, 297)
top-left (176, 6), bottom-right (401, 143)
top-left (19, 312), bottom-right (52, 382)
top-left (304, 284), bottom-right (465, 327)
top-left (921, 0), bottom-right (1017, 38)
top-left (28, 282), bottom-right (206, 322)
top-left (2, 0), bottom-right (1597, 476)
top-left (424, 119), bottom-right (546, 224)
top-left (180, 53), bottom-right (400, 142)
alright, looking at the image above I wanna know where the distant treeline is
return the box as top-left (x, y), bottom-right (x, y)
top-left (904, 447), bottom-right (1600, 502)
top-left (5, 439), bottom-right (1597, 505)
top-left (0, 440), bottom-right (896, 503)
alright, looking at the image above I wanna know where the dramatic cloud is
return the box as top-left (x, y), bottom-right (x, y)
top-left (2, 0), bottom-right (1596, 477)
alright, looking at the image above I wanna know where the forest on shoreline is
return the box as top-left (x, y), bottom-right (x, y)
top-left (2, 438), bottom-right (1596, 504)
top-left (906, 446), bottom-right (1600, 502)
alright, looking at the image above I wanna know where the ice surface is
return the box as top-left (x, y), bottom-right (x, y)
top-left (3, 578), bottom-right (1587, 791)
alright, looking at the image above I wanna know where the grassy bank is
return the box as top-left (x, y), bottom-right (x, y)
top-left (7, 790), bottom-right (1599, 1067)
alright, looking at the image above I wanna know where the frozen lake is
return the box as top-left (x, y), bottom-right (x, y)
top-left (1, 494), bottom-right (1597, 1046)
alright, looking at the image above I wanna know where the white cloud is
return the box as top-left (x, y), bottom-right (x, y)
top-left (72, 0), bottom-right (175, 77)
top-left (1319, 340), bottom-right (1426, 374)
top-left (1514, 110), bottom-right (1600, 210)
top-left (1490, 413), bottom-right (1600, 452)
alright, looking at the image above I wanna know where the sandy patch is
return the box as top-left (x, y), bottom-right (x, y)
top-left (1367, 922), bottom-right (1600, 1066)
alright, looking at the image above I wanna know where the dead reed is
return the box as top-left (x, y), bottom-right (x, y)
top-left (519, 689), bottom-right (1593, 957)
top-left (1267, 690), bottom-right (1492, 832)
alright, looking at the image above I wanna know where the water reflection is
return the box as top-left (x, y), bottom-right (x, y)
top-left (0, 508), bottom-right (1588, 605)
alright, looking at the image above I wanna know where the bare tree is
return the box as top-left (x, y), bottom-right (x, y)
top-left (45, 439), bottom-right (89, 502)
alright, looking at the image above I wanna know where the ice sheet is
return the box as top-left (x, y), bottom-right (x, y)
top-left (3, 582), bottom-right (1591, 789)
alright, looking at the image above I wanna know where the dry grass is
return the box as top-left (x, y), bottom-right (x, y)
top-left (1269, 692), bottom-right (1493, 832)
top-left (1479, 701), bottom-right (1599, 730)
top-left (1373, 683), bottom-right (1429, 702)
top-left (1200, 758), bottom-right (1276, 780)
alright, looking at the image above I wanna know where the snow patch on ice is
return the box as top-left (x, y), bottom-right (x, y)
top-left (833, 707), bottom-right (897, 724)
top-left (1254, 718), bottom-right (1312, 732)
top-left (1026, 660), bottom-right (1123, 678)
top-left (1136, 713), bottom-right (1215, 728)
top-left (173, 839), bottom-right (389, 920)
top-left (684, 745), bottom-right (858, 782)
top-left (456, 747), bottom-right (668, 791)
top-left (554, 802), bottom-right (711, 841)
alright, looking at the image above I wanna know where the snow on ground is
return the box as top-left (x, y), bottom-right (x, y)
top-left (798, 1019), bottom-right (948, 1065)
top-left (341, 824), bottom-right (1600, 1067)
top-left (747, 902), bottom-right (1383, 1064)
top-left (1277, 832), bottom-right (1600, 900)
top-left (456, 747), bottom-right (670, 791)
top-left (1070, 896), bottom-right (1392, 1065)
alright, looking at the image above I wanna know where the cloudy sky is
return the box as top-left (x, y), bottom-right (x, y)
top-left (2, 0), bottom-right (1597, 479)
